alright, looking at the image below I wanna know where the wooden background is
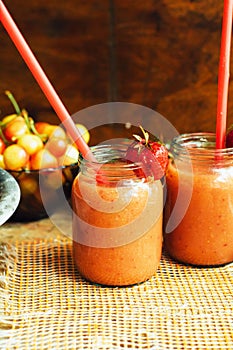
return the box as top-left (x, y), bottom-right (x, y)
top-left (1, 0), bottom-right (232, 144)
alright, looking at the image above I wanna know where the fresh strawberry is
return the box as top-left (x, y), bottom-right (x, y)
top-left (126, 126), bottom-right (168, 180)
top-left (226, 125), bottom-right (233, 148)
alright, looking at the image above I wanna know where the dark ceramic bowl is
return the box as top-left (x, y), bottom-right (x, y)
top-left (0, 168), bottom-right (21, 225)
top-left (8, 162), bottom-right (79, 222)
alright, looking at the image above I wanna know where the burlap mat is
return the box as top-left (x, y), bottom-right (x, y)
top-left (0, 237), bottom-right (233, 350)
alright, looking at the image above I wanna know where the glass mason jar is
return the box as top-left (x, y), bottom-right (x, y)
top-left (164, 132), bottom-right (233, 266)
top-left (72, 142), bottom-right (163, 286)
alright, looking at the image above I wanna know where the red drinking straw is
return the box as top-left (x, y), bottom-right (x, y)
top-left (0, 0), bottom-right (95, 161)
top-left (216, 0), bottom-right (233, 150)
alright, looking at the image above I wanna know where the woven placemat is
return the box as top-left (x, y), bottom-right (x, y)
top-left (0, 237), bottom-right (233, 350)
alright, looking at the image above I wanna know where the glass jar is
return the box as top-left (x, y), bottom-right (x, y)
top-left (164, 132), bottom-right (233, 266)
top-left (72, 142), bottom-right (163, 286)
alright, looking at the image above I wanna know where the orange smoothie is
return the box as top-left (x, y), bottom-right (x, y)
top-left (72, 159), bottom-right (163, 286)
top-left (164, 134), bottom-right (233, 266)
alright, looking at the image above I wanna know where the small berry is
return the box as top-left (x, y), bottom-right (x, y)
top-left (126, 126), bottom-right (168, 180)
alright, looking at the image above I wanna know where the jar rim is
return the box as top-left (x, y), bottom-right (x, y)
top-left (80, 142), bottom-right (137, 167)
top-left (79, 142), bottom-right (159, 182)
top-left (169, 132), bottom-right (233, 168)
top-left (171, 132), bottom-right (233, 156)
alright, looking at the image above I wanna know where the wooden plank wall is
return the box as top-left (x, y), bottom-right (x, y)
top-left (1, 0), bottom-right (232, 144)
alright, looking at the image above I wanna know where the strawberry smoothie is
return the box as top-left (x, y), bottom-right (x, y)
top-left (72, 146), bottom-right (164, 286)
top-left (164, 133), bottom-right (233, 266)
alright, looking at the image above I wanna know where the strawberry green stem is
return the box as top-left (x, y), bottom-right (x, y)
top-left (5, 90), bottom-right (21, 115)
top-left (139, 125), bottom-right (149, 145)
